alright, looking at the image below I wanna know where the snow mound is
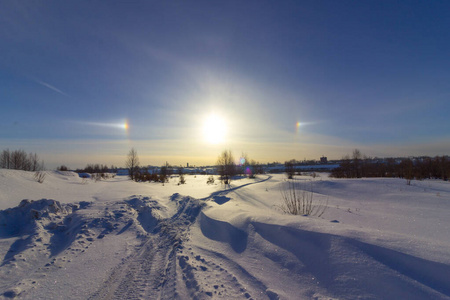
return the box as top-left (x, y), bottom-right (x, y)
top-left (0, 169), bottom-right (89, 210)
top-left (125, 195), bottom-right (162, 233)
top-left (200, 211), bottom-right (248, 253)
top-left (250, 221), bottom-right (450, 298)
top-left (0, 199), bottom-right (81, 237)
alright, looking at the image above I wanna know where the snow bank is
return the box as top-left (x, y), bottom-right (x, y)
top-left (0, 170), bottom-right (85, 209)
top-left (0, 199), bottom-right (77, 237)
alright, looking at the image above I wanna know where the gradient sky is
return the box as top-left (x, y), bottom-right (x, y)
top-left (1, 1), bottom-right (449, 169)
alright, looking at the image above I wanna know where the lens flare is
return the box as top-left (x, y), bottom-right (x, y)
top-left (245, 166), bottom-right (252, 176)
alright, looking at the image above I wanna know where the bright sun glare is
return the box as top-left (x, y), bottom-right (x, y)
top-left (202, 114), bottom-right (227, 144)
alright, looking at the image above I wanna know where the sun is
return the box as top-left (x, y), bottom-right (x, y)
top-left (202, 113), bottom-right (227, 144)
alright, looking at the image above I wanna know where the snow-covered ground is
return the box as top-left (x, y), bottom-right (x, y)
top-left (0, 169), bottom-right (449, 299)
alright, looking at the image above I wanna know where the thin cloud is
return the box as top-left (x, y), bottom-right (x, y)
top-left (35, 80), bottom-right (69, 96)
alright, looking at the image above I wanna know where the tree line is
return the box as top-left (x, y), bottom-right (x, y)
top-left (75, 164), bottom-right (117, 174)
top-left (125, 149), bottom-right (172, 183)
top-left (215, 150), bottom-right (265, 184)
top-left (125, 148), bottom-right (264, 185)
top-left (331, 149), bottom-right (449, 181)
top-left (0, 149), bottom-right (44, 171)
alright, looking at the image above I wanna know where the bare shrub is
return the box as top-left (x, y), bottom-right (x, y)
top-left (179, 174), bottom-right (186, 185)
top-left (92, 173), bottom-right (102, 182)
top-left (150, 173), bottom-right (159, 182)
top-left (177, 167), bottom-right (186, 185)
top-left (279, 180), bottom-right (327, 217)
top-left (207, 175), bottom-right (215, 185)
top-left (34, 171), bottom-right (46, 183)
top-left (285, 160), bottom-right (295, 179)
top-left (57, 165), bottom-right (69, 171)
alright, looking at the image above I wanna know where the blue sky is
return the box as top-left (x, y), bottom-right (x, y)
top-left (1, 1), bottom-right (449, 168)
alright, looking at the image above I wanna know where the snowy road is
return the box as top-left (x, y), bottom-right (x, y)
top-left (89, 177), bottom-right (277, 300)
top-left (89, 195), bottom-right (203, 299)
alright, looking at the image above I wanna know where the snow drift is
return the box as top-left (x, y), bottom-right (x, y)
top-left (0, 169), bottom-right (449, 299)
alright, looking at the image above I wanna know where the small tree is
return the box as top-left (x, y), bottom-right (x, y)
top-left (0, 149), bottom-right (11, 169)
top-left (178, 166), bottom-right (186, 184)
top-left (239, 153), bottom-right (259, 178)
top-left (10, 150), bottom-right (28, 170)
top-left (352, 149), bottom-right (362, 178)
top-left (57, 165), bottom-right (69, 171)
top-left (217, 150), bottom-right (235, 185)
top-left (28, 152), bottom-right (41, 171)
top-left (125, 148), bottom-right (140, 180)
top-left (160, 162), bottom-right (170, 183)
top-left (285, 159), bottom-right (295, 179)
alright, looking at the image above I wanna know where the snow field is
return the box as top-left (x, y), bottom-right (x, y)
top-left (0, 169), bottom-right (449, 299)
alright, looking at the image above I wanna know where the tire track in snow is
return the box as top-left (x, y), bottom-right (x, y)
top-left (88, 195), bottom-right (203, 300)
top-left (200, 175), bottom-right (272, 207)
top-left (90, 177), bottom-right (277, 300)
top-left (89, 234), bottom-right (177, 299)
top-left (178, 245), bottom-right (279, 299)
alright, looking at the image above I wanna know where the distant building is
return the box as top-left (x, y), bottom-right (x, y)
top-left (320, 156), bottom-right (328, 164)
